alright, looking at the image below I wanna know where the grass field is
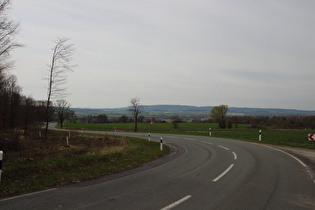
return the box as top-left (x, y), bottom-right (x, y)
top-left (64, 122), bottom-right (249, 134)
top-left (0, 132), bottom-right (169, 198)
top-left (65, 122), bottom-right (315, 149)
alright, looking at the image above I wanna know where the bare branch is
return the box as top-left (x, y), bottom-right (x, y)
top-left (45, 37), bottom-right (76, 139)
top-left (0, 0), bottom-right (23, 73)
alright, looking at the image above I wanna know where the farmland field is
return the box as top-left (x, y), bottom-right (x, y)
top-left (64, 122), bottom-right (315, 149)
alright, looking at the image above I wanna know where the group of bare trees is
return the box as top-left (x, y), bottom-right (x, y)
top-left (0, 74), bottom-right (45, 132)
top-left (0, 0), bottom-right (26, 131)
top-left (0, 0), bottom-right (75, 136)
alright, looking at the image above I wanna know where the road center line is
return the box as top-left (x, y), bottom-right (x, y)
top-left (213, 164), bottom-right (234, 182)
top-left (218, 145), bottom-right (230, 150)
top-left (232, 152), bottom-right (237, 160)
top-left (201, 141), bottom-right (213, 145)
top-left (184, 138), bottom-right (196, 141)
top-left (160, 195), bottom-right (192, 210)
top-left (166, 136), bottom-right (178, 139)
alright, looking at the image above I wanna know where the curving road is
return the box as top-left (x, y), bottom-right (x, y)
top-left (1, 131), bottom-right (315, 209)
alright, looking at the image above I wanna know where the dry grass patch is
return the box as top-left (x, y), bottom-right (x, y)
top-left (0, 130), bottom-right (168, 198)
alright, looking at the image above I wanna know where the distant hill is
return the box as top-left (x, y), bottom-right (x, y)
top-left (71, 105), bottom-right (315, 120)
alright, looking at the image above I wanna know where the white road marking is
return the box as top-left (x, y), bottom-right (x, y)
top-left (232, 152), bottom-right (237, 160)
top-left (184, 138), bottom-right (196, 141)
top-left (218, 145), bottom-right (230, 151)
top-left (166, 136), bottom-right (178, 138)
top-left (263, 145), bottom-right (306, 167)
top-left (201, 141), bottom-right (213, 145)
top-left (0, 188), bottom-right (56, 202)
top-left (259, 144), bottom-right (315, 184)
top-left (161, 195), bottom-right (192, 210)
top-left (213, 164), bottom-right (234, 182)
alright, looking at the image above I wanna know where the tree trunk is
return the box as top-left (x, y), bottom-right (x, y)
top-left (134, 115), bottom-right (138, 132)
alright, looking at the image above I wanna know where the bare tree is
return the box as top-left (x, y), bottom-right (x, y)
top-left (22, 96), bottom-right (35, 135)
top-left (128, 97), bottom-right (144, 132)
top-left (45, 38), bottom-right (76, 139)
top-left (0, 0), bottom-right (22, 74)
top-left (171, 115), bottom-right (182, 129)
top-left (7, 75), bottom-right (21, 129)
top-left (55, 99), bottom-right (70, 129)
top-left (0, 0), bottom-right (22, 130)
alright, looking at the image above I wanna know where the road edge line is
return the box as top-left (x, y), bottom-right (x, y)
top-left (263, 145), bottom-right (315, 184)
top-left (0, 188), bottom-right (56, 202)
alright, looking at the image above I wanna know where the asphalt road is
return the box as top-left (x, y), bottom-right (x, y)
top-left (1, 131), bottom-right (315, 209)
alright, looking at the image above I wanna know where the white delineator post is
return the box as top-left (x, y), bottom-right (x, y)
top-left (148, 133), bottom-right (151, 141)
top-left (160, 137), bottom-right (163, 151)
top-left (0, 151), bottom-right (3, 184)
top-left (259, 130), bottom-right (262, 141)
top-left (209, 128), bottom-right (212, 136)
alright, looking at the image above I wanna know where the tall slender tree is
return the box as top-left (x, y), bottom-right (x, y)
top-left (45, 38), bottom-right (75, 139)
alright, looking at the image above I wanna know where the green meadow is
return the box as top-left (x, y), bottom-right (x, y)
top-left (65, 122), bottom-right (315, 149)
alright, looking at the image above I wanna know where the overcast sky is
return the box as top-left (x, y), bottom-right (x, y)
top-left (9, 0), bottom-right (315, 110)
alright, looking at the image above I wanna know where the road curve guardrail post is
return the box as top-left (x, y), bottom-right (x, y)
top-left (0, 151), bottom-right (3, 184)
top-left (160, 137), bottom-right (163, 151)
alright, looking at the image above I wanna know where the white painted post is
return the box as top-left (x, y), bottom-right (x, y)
top-left (66, 137), bottom-right (69, 146)
top-left (0, 151), bottom-right (3, 184)
top-left (209, 128), bottom-right (212, 136)
top-left (148, 133), bottom-right (151, 141)
top-left (160, 137), bottom-right (163, 151)
top-left (259, 130), bottom-right (262, 141)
